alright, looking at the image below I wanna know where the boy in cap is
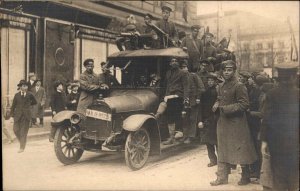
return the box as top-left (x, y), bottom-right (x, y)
top-left (181, 25), bottom-right (203, 72)
top-left (261, 62), bottom-right (299, 191)
top-left (200, 72), bottom-right (218, 167)
top-left (155, 4), bottom-right (178, 46)
top-left (66, 83), bottom-right (80, 111)
top-left (210, 60), bottom-right (257, 186)
top-left (11, 80), bottom-right (37, 152)
top-left (49, 80), bottom-right (67, 142)
top-left (31, 79), bottom-right (46, 127)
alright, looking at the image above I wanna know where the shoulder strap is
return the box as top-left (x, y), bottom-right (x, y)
top-left (191, 38), bottom-right (200, 53)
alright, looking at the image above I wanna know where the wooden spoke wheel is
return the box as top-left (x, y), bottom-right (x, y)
top-left (54, 125), bottom-right (83, 165)
top-left (125, 127), bottom-right (151, 170)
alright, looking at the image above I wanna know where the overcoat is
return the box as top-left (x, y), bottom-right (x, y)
top-left (216, 77), bottom-right (257, 164)
top-left (201, 85), bottom-right (218, 145)
top-left (11, 92), bottom-right (37, 121)
top-left (31, 86), bottom-right (46, 118)
top-left (188, 72), bottom-right (205, 106)
top-left (181, 36), bottom-right (203, 71)
top-left (77, 71), bottom-right (101, 114)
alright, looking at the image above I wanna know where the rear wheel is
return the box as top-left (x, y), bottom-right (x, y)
top-left (125, 127), bottom-right (151, 170)
top-left (54, 125), bottom-right (83, 165)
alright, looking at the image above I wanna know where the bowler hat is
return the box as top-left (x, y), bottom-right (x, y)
top-left (191, 25), bottom-right (201, 31)
top-left (161, 5), bottom-right (172, 12)
top-left (17, 80), bottom-right (29, 87)
top-left (221, 60), bottom-right (236, 70)
top-left (144, 13), bottom-right (154, 20)
top-left (83, 59), bottom-right (94, 67)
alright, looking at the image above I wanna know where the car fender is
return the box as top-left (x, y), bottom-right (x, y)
top-left (51, 110), bottom-right (77, 127)
top-left (123, 114), bottom-right (161, 155)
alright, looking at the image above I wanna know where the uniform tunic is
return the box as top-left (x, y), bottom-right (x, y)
top-left (181, 36), bottom-right (203, 71)
top-left (216, 77), bottom-right (257, 164)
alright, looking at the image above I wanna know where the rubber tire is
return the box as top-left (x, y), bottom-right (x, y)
top-left (54, 126), bottom-right (84, 165)
top-left (125, 127), bottom-right (151, 170)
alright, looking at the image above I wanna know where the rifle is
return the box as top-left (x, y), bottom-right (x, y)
top-left (145, 22), bottom-right (176, 48)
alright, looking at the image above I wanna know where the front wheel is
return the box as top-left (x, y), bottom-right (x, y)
top-left (54, 125), bottom-right (84, 165)
top-left (125, 127), bottom-right (151, 170)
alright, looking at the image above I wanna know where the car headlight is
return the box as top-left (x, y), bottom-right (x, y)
top-left (70, 113), bottom-right (81, 124)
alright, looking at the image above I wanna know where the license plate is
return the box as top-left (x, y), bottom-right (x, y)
top-left (86, 109), bottom-right (111, 121)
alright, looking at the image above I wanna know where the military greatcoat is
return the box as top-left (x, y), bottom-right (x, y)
top-left (77, 71), bottom-right (100, 114)
top-left (216, 77), bottom-right (257, 165)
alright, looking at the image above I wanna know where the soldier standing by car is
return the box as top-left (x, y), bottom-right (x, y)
top-left (201, 73), bottom-right (218, 167)
top-left (210, 60), bottom-right (257, 186)
top-left (155, 4), bottom-right (178, 47)
top-left (77, 59), bottom-right (108, 115)
top-left (260, 62), bottom-right (299, 191)
top-left (180, 60), bottom-right (205, 144)
top-left (11, 80), bottom-right (37, 153)
top-left (181, 25), bottom-right (203, 72)
top-left (157, 57), bottom-right (189, 145)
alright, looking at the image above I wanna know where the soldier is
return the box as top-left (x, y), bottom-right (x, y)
top-left (11, 80), bottom-right (37, 152)
top-left (202, 32), bottom-right (217, 71)
top-left (155, 4), bottom-right (178, 47)
top-left (177, 31), bottom-right (186, 47)
top-left (157, 57), bottom-right (189, 145)
top-left (180, 60), bottom-right (205, 144)
top-left (201, 73), bottom-right (218, 167)
top-left (261, 62), bottom-right (299, 191)
top-left (181, 25), bottom-right (203, 72)
top-left (210, 60), bottom-right (257, 186)
top-left (77, 59), bottom-right (108, 114)
top-left (143, 13), bottom-right (160, 49)
top-left (99, 62), bottom-right (120, 88)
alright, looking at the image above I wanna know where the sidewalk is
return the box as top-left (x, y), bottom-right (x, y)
top-left (2, 116), bottom-right (52, 144)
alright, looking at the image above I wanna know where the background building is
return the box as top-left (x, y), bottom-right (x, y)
top-left (194, 10), bottom-right (299, 76)
top-left (1, 1), bottom-right (198, 108)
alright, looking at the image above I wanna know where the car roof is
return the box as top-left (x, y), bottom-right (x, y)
top-left (108, 47), bottom-right (188, 59)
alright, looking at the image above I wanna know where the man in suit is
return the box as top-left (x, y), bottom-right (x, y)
top-left (261, 62), bottom-right (299, 191)
top-left (181, 25), bottom-right (203, 72)
top-left (11, 80), bottom-right (37, 153)
top-left (31, 79), bottom-right (46, 127)
top-left (155, 4), bottom-right (178, 47)
top-left (27, 72), bottom-right (36, 91)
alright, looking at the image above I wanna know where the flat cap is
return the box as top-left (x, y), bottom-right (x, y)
top-left (239, 71), bottom-right (252, 78)
top-left (144, 13), bottom-right (154, 20)
top-left (83, 58), bottom-right (94, 67)
top-left (255, 74), bottom-right (269, 86)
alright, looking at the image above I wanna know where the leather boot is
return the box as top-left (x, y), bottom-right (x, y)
top-left (163, 124), bottom-right (175, 145)
top-left (238, 165), bottom-right (251, 185)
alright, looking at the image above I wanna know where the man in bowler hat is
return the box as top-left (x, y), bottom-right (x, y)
top-left (11, 80), bottom-right (37, 153)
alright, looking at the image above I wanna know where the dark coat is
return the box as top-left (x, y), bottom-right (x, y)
top-left (201, 85), bottom-right (218, 145)
top-left (11, 91), bottom-right (37, 121)
top-left (50, 90), bottom-right (66, 113)
top-left (216, 77), bottom-right (257, 164)
top-left (77, 71), bottom-right (100, 114)
top-left (165, 68), bottom-right (189, 100)
top-left (188, 72), bottom-right (205, 106)
top-left (156, 19), bottom-right (178, 40)
top-left (99, 72), bottom-right (120, 88)
top-left (31, 86), bottom-right (46, 118)
top-left (202, 43), bottom-right (217, 71)
top-left (27, 80), bottom-right (35, 92)
top-left (181, 36), bottom-right (203, 71)
top-left (66, 92), bottom-right (80, 111)
top-left (261, 85), bottom-right (299, 156)
top-left (196, 70), bottom-right (210, 90)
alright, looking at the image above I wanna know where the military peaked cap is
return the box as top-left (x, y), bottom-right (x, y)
top-left (83, 58), bottom-right (94, 67)
top-left (222, 60), bottom-right (236, 70)
top-left (161, 5), bottom-right (172, 12)
top-left (191, 25), bottom-right (201, 31)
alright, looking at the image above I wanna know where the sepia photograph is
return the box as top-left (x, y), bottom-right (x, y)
top-left (1, 1), bottom-right (299, 190)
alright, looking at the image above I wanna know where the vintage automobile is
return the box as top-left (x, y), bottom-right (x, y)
top-left (51, 47), bottom-right (188, 170)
